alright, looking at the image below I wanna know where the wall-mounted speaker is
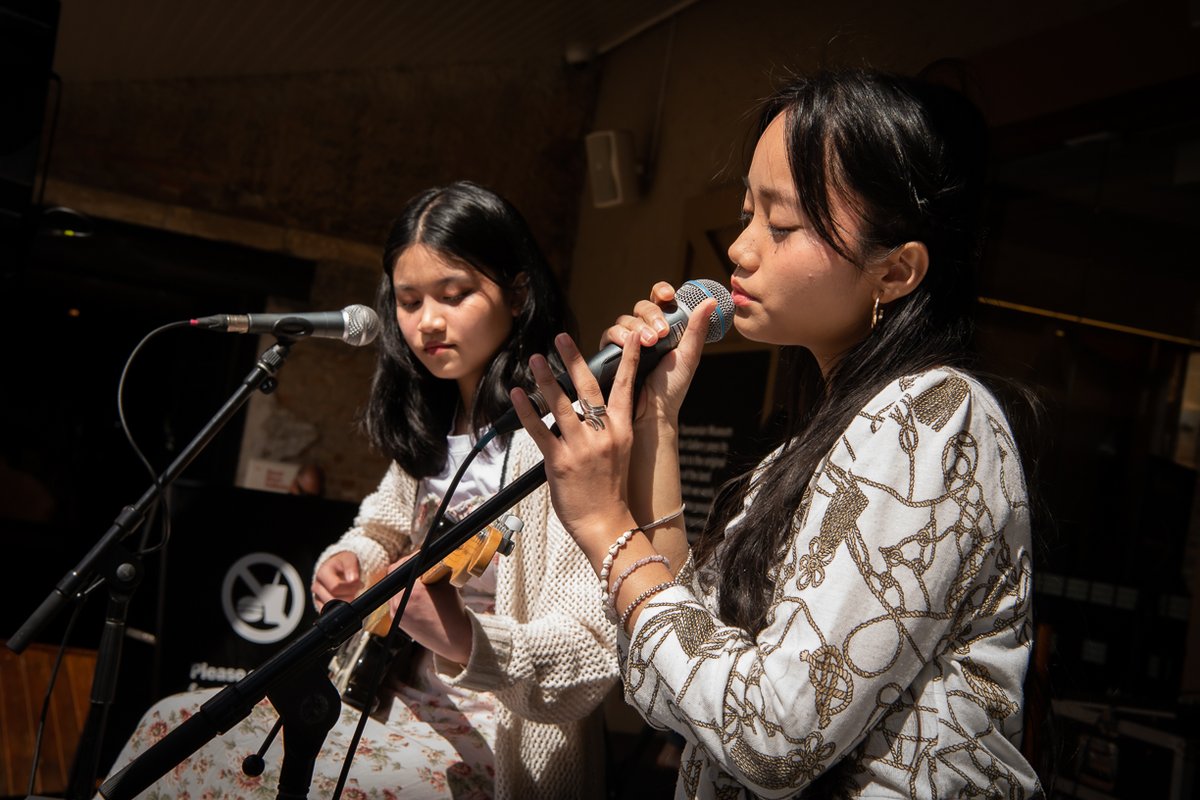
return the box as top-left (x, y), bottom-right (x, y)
top-left (585, 129), bottom-right (638, 209)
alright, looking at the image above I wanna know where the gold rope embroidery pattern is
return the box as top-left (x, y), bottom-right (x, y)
top-left (622, 373), bottom-right (1035, 798)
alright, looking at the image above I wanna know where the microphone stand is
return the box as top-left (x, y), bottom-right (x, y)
top-left (97, 460), bottom-right (548, 800)
top-left (6, 339), bottom-right (297, 799)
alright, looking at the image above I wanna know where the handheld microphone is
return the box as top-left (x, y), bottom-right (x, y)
top-left (191, 304), bottom-right (381, 346)
top-left (486, 279), bottom-right (733, 439)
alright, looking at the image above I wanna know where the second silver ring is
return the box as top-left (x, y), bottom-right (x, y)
top-left (579, 398), bottom-right (608, 431)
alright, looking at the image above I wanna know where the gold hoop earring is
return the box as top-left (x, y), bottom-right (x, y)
top-left (871, 297), bottom-right (883, 330)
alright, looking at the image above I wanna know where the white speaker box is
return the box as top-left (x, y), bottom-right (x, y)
top-left (585, 130), bottom-right (638, 208)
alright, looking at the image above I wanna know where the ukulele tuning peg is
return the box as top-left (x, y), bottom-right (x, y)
top-left (496, 514), bottom-right (523, 556)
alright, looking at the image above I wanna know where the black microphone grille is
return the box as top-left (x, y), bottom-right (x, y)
top-left (675, 279), bottom-right (733, 344)
top-left (343, 304), bottom-right (382, 346)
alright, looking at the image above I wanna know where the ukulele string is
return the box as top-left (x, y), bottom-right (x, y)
top-left (330, 436), bottom-right (489, 800)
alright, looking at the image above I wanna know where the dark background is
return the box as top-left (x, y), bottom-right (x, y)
top-left (2, 1), bottom-right (1198, 798)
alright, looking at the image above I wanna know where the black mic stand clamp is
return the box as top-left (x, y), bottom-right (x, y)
top-left (262, 655), bottom-right (342, 800)
top-left (64, 543), bottom-right (143, 800)
top-left (8, 339), bottom-right (296, 800)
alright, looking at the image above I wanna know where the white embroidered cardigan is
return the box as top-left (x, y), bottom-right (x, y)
top-left (316, 430), bottom-right (619, 799)
top-left (621, 369), bottom-right (1042, 798)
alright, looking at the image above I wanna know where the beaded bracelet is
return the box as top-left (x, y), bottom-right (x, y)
top-left (607, 554), bottom-right (671, 613)
top-left (597, 527), bottom-right (640, 598)
top-left (637, 502), bottom-right (686, 532)
top-left (619, 580), bottom-right (678, 628)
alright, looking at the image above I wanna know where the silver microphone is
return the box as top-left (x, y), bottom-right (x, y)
top-left (485, 279), bottom-right (733, 438)
top-left (191, 304), bottom-right (381, 346)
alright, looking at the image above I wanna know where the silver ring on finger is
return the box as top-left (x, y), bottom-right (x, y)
top-left (579, 398), bottom-right (608, 431)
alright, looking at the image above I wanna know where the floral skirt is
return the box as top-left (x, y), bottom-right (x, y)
top-left (103, 659), bottom-right (498, 799)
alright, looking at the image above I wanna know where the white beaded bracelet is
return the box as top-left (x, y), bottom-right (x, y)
top-left (607, 554), bottom-right (671, 613)
top-left (620, 580), bottom-right (677, 628)
top-left (638, 503), bottom-right (686, 532)
top-left (597, 527), bottom-right (640, 598)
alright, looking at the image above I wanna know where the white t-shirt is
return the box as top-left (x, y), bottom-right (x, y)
top-left (421, 431), bottom-right (507, 511)
top-left (414, 432), bottom-right (510, 598)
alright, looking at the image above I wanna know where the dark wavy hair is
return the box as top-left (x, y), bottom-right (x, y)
top-left (694, 68), bottom-right (993, 635)
top-left (363, 181), bottom-right (573, 478)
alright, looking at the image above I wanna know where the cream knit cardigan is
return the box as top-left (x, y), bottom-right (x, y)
top-left (316, 430), bottom-right (620, 799)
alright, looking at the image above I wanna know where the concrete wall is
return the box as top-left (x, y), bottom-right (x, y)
top-left (567, 0), bottom-right (1200, 722)
top-left (567, 0), bottom-right (1199, 345)
top-left (44, 61), bottom-right (599, 501)
top-left (37, 0), bottom-right (1200, 505)
top-left (49, 63), bottom-right (598, 269)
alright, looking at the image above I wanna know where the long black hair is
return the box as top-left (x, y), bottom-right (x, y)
top-left (363, 181), bottom-right (573, 478)
top-left (695, 69), bottom-right (993, 635)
